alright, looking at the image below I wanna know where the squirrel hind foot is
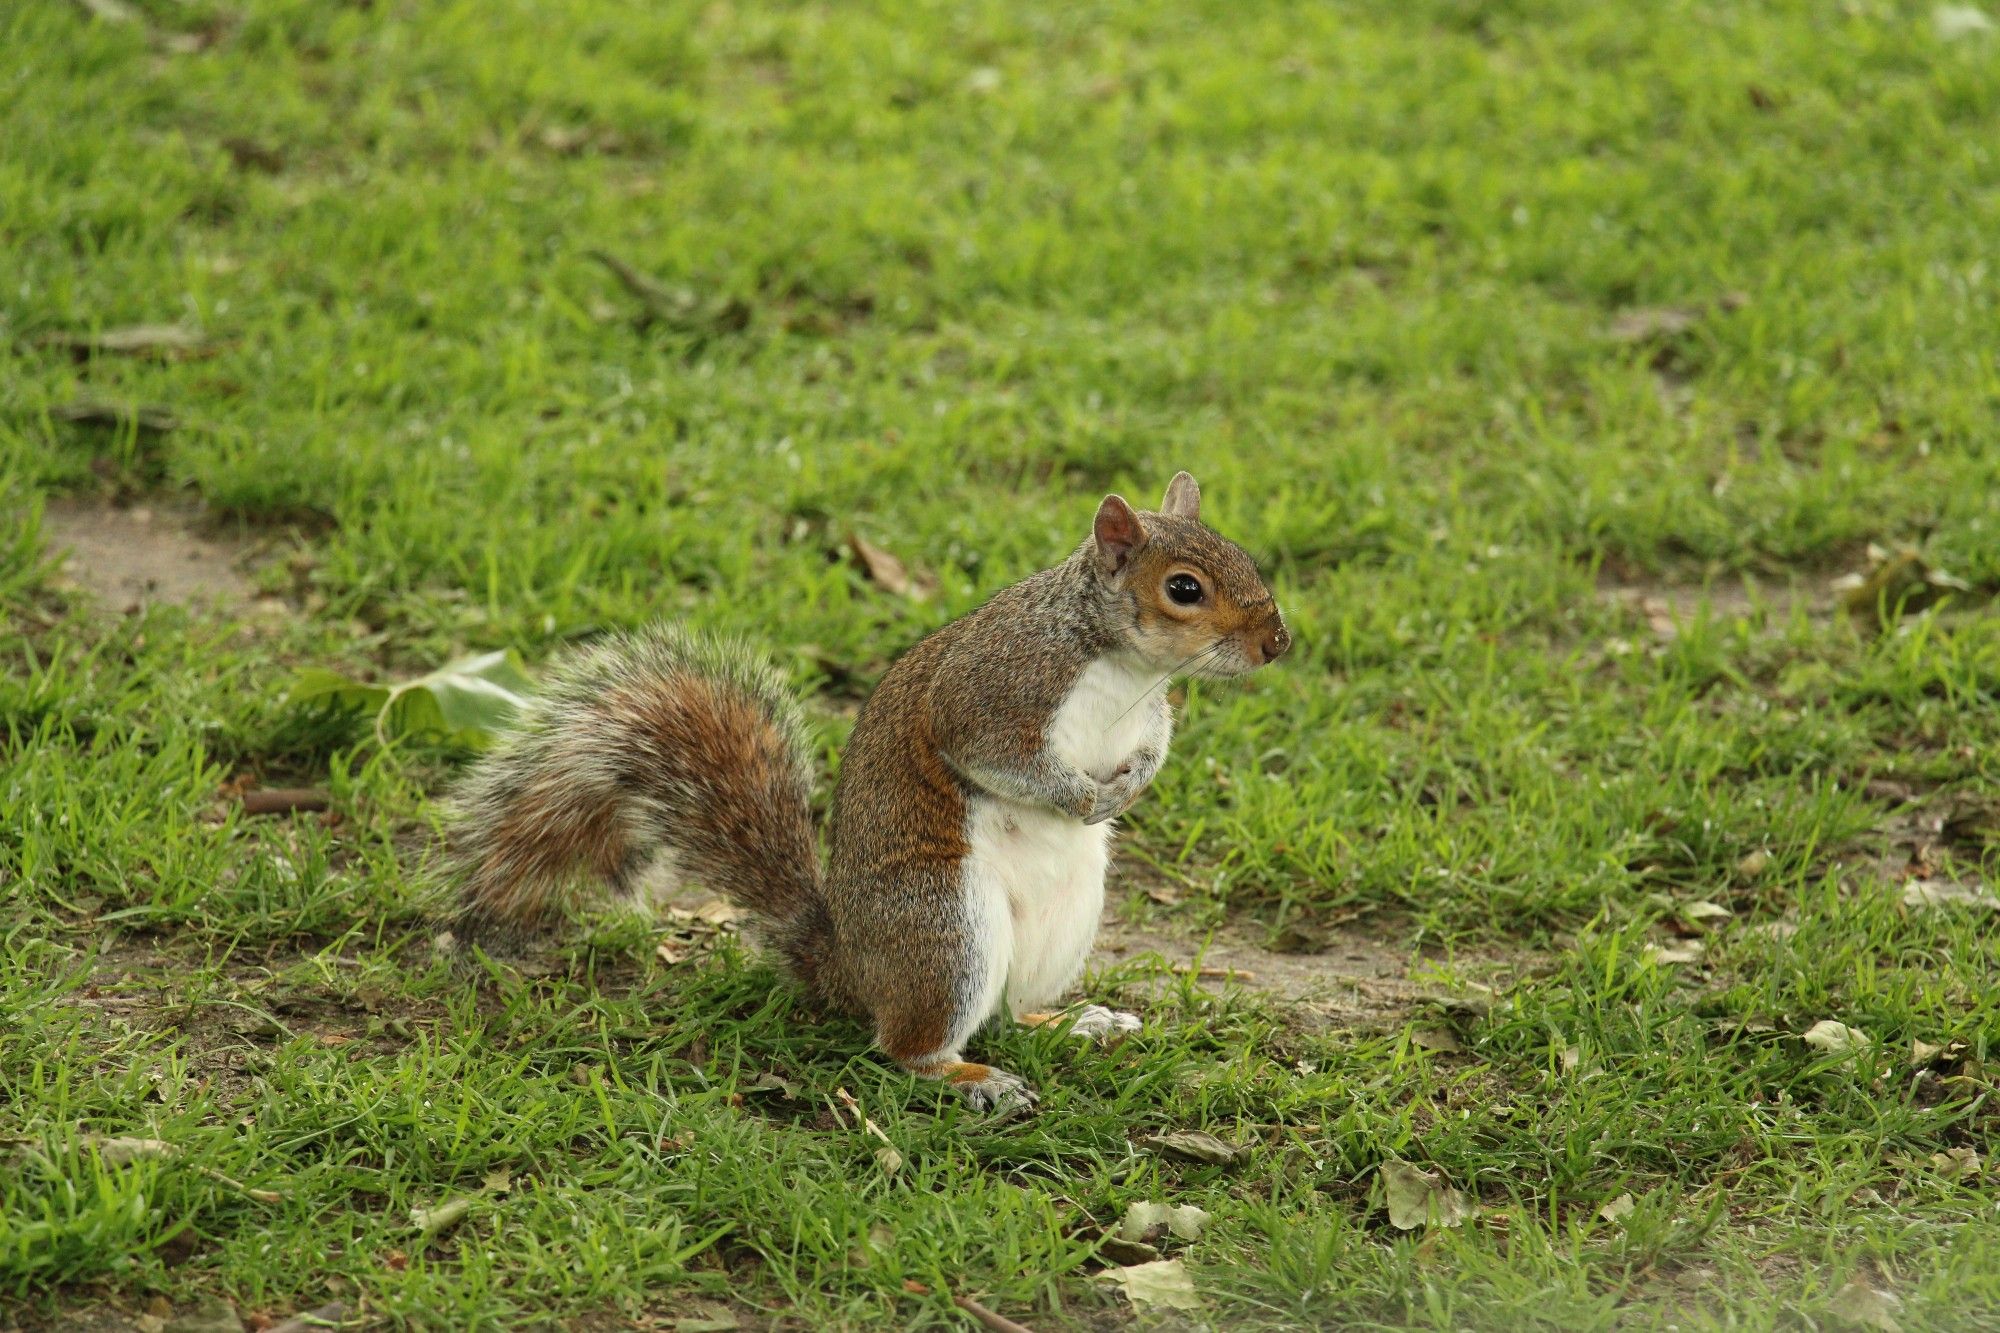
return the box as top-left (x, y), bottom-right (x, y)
top-left (907, 1059), bottom-right (1040, 1118)
top-left (954, 1066), bottom-right (1038, 1118)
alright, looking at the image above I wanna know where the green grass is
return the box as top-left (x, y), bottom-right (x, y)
top-left (5, 0), bottom-right (2000, 1327)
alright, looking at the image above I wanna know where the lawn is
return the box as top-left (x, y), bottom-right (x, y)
top-left (4, 0), bottom-right (2000, 1328)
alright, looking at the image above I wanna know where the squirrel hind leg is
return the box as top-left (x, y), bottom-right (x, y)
top-left (904, 1058), bottom-right (1039, 1117)
top-left (880, 998), bottom-right (1038, 1117)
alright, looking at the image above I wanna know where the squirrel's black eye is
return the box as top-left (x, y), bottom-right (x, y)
top-left (1165, 573), bottom-right (1204, 606)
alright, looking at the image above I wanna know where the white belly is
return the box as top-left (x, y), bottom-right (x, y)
top-left (959, 655), bottom-right (1169, 1021)
top-left (964, 799), bottom-right (1109, 1016)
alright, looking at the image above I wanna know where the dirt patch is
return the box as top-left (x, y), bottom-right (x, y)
top-left (1595, 566), bottom-right (1830, 632)
top-left (41, 499), bottom-right (256, 614)
top-left (1095, 907), bottom-right (1526, 1033)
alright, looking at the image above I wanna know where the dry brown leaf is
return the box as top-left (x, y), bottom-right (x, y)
top-left (1144, 1131), bottom-right (1251, 1168)
top-left (1902, 878), bottom-right (1999, 911)
top-left (692, 898), bottom-right (748, 927)
top-left (1098, 1235), bottom-right (1160, 1265)
top-left (1609, 306), bottom-right (1699, 342)
top-left (846, 533), bottom-right (932, 600)
top-left (1381, 1159), bottom-right (1475, 1229)
top-left (1410, 1027), bottom-right (1464, 1054)
top-left (1931, 1146), bottom-right (1981, 1181)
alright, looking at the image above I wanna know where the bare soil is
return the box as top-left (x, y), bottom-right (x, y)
top-left (40, 500), bottom-right (256, 614)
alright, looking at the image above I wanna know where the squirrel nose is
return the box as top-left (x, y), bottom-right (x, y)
top-left (1255, 619), bottom-right (1292, 665)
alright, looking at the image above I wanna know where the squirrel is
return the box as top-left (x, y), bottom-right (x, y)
top-left (444, 471), bottom-right (1290, 1112)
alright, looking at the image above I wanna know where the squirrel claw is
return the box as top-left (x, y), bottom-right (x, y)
top-left (957, 1068), bottom-right (1038, 1118)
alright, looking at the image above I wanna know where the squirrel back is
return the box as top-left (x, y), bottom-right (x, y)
top-left (444, 625), bottom-right (836, 995)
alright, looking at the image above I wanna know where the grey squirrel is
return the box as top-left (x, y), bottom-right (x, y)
top-left (445, 472), bottom-right (1290, 1111)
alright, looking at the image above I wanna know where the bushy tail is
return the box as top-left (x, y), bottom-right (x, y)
top-left (444, 624), bottom-right (832, 991)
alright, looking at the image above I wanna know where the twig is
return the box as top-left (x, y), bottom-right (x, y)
top-left (194, 1164), bottom-right (284, 1204)
top-left (1172, 964), bottom-right (1257, 981)
top-left (241, 788), bottom-right (330, 815)
top-left (953, 1293), bottom-right (1036, 1333)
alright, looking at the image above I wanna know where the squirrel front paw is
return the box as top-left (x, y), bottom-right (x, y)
top-left (956, 1066), bottom-right (1039, 1118)
top-left (1083, 766), bottom-right (1139, 825)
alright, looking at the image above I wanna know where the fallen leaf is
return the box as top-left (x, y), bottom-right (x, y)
top-left (1380, 1160), bottom-right (1475, 1230)
top-left (162, 1294), bottom-right (242, 1333)
top-left (481, 1166), bottom-right (513, 1195)
top-left (1102, 1257), bottom-right (1202, 1311)
top-left (287, 649), bottom-right (534, 749)
top-left (267, 1302), bottom-right (351, 1333)
top-left (744, 1072), bottom-right (798, 1099)
top-left (873, 1145), bottom-right (904, 1176)
top-left (1644, 940), bottom-right (1704, 965)
top-left (1609, 305), bottom-right (1699, 342)
top-left (668, 1310), bottom-right (742, 1333)
top-left (410, 1196), bottom-right (474, 1240)
top-left (1802, 1020), bottom-right (1870, 1058)
top-left (655, 938), bottom-right (691, 965)
top-left (1912, 1039), bottom-right (1944, 1066)
top-left (1097, 1235), bottom-right (1160, 1265)
top-left (40, 323), bottom-right (212, 359)
top-left (91, 1135), bottom-right (177, 1166)
top-left (1931, 1146), bottom-right (1981, 1181)
top-left (1144, 1131), bottom-right (1251, 1168)
top-left (1835, 548), bottom-right (1975, 624)
top-left (1681, 900), bottom-right (1733, 932)
top-left (1934, 4), bottom-right (1995, 39)
top-left (1902, 878), bottom-right (1999, 911)
top-left (74, 0), bottom-right (141, 22)
top-left (1598, 1192), bottom-right (1636, 1223)
top-left (1410, 1027), bottom-right (1464, 1054)
top-left (1119, 1200), bottom-right (1211, 1244)
top-left (693, 898), bottom-right (748, 927)
top-left (382, 1249), bottom-right (408, 1272)
top-left (1736, 849), bottom-right (1772, 878)
top-left (1828, 1279), bottom-right (1904, 1331)
top-left (846, 533), bottom-right (932, 600)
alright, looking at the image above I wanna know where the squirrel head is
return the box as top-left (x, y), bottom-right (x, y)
top-left (1089, 472), bottom-right (1291, 677)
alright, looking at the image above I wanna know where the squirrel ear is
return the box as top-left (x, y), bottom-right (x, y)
top-left (1160, 471), bottom-right (1201, 520)
top-left (1092, 494), bottom-right (1147, 576)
